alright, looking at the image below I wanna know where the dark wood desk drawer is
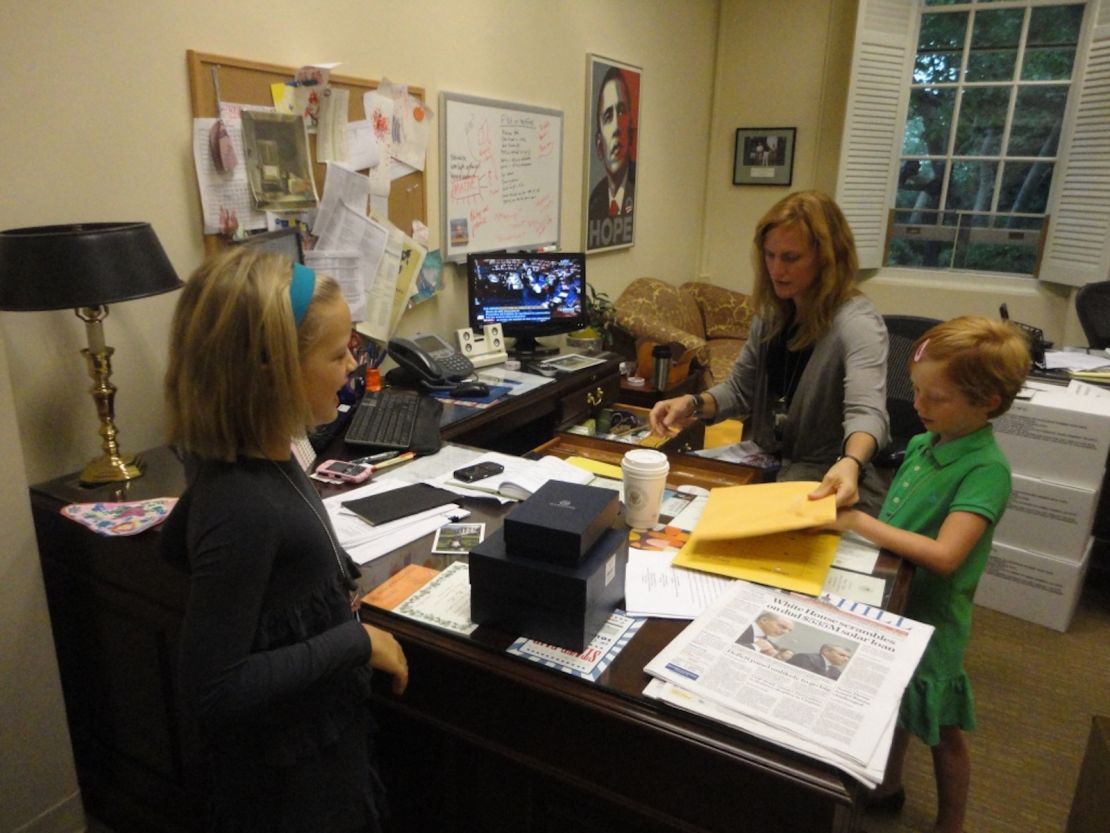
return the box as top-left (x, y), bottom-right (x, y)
top-left (561, 403), bottom-right (705, 454)
top-left (556, 369), bottom-right (620, 427)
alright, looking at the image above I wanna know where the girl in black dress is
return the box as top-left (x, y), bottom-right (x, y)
top-left (162, 247), bottom-right (408, 833)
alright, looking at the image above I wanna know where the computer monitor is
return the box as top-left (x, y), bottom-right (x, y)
top-left (466, 251), bottom-right (588, 357)
top-left (232, 228), bottom-right (304, 264)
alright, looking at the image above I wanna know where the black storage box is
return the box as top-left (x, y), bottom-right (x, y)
top-left (502, 480), bottom-right (620, 565)
top-left (469, 526), bottom-right (628, 652)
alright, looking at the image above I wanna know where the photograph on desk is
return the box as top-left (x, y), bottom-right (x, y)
top-left (432, 522), bottom-right (485, 554)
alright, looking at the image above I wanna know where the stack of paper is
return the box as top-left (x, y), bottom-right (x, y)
top-left (672, 481), bottom-right (840, 595)
top-left (323, 479), bottom-right (466, 564)
top-left (643, 580), bottom-right (933, 787)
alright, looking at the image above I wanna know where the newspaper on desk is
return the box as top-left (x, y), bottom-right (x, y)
top-left (643, 579), bottom-right (933, 786)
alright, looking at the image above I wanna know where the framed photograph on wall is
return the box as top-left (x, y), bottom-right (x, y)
top-left (732, 127), bottom-right (796, 187)
top-left (583, 54), bottom-right (641, 253)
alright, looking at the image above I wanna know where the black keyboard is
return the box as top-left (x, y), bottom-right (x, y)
top-left (344, 389), bottom-right (421, 449)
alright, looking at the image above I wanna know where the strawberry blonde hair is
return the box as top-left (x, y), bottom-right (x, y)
top-left (911, 316), bottom-right (1031, 418)
top-left (750, 190), bottom-right (861, 349)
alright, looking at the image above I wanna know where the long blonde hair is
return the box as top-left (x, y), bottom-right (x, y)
top-left (165, 247), bottom-right (342, 461)
top-left (750, 191), bottom-right (860, 349)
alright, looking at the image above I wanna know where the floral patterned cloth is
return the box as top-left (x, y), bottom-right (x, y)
top-left (61, 498), bottom-right (178, 536)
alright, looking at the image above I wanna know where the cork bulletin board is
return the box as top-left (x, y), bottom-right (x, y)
top-left (186, 50), bottom-right (427, 255)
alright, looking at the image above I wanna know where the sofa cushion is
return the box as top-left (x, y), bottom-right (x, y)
top-left (682, 281), bottom-right (753, 340)
top-left (703, 337), bottom-right (745, 387)
top-left (614, 278), bottom-right (708, 363)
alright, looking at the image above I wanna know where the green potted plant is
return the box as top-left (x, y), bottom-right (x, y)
top-left (566, 283), bottom-right (617, 352)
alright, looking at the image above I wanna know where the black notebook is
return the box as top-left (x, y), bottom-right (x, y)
top-left (342, 483), bottom-right (459, 526)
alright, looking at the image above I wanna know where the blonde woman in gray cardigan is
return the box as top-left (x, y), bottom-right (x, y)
top-left (651, 191), bottom-right (890, 515)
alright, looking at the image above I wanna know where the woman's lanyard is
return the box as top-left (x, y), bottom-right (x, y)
top-left (768, 323), bottom-right (813, 442)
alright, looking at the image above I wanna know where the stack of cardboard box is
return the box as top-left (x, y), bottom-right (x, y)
top-left (980, 387), bottom-right (1110, 631)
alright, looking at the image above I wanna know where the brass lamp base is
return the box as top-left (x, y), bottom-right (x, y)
top-left (80, 451), bottom-right (144, 486)
top-left (76, 306), bottom-right (146, 487)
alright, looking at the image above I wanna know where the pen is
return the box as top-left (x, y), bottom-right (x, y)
top-left (352, 450), bottom-right (403, 465)
top-left (369, 451), bottom-right (416, 472)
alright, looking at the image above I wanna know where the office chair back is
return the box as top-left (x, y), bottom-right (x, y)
top-left (1076, 281), bottom-right (1110, 349)
top-left (875, 314), bottom-right (942, 467)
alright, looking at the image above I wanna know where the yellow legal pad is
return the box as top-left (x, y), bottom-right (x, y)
top-left (565, 455), bottom-right (624, 480)
top-left (672, 481), bottom-right (840, 596)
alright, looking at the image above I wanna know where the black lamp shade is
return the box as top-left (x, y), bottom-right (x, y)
top-left (0, 222), bottom-right (182, 311)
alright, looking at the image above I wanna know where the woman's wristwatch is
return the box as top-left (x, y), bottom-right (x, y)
top-left (689, 393), bottom-right (706, 419)
top-left (836, 453), bottom-right (867, 482)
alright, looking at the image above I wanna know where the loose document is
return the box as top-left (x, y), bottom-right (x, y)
top-left (643, 580), bottom-right (933, 787)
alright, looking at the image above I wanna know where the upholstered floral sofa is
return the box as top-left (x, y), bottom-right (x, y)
top-left (611, 277), bottom-right (753, 387)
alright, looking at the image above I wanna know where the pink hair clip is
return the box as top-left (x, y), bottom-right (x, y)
top-left (913, 338), bottom-right (930, 362)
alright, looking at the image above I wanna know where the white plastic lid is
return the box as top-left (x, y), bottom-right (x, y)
top-left (621, 448), bottom-right (669, 475)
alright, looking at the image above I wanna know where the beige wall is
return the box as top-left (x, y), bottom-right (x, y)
top-left (704, 0), bottom-right (1085, 345)
top-left (702, 0), bottom-right (856, 289)
top-left (0, 2), bottom-right (719, 829)
top-left (1, 0), bottom-right (720, 487)
top-left (0, 334), bottom-right (83, 833)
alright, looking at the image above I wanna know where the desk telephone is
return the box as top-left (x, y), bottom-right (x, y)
top-left (387, 333), bottom-right (475, 388)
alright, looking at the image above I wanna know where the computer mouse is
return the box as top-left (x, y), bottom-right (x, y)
top-left (451, 381), bottom-right (490, 397)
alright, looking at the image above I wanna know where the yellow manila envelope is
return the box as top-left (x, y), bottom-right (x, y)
top-left (691, 481), bottom-right (836, 540)
top-left (670, 481), bottom-right (840, 595)
top-left (672, 530), bottom-right (839, 596)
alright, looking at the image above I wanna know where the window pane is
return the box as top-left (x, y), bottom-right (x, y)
top-left (888, 1), bottom-right (1074, 277)
top-left (958, 241), bottom-right (1038, 273)
top-left (1022, 5), bottom-right (1084, 80)
top-left (903, 88), bottom-right (957, 154)
top-left (966, 8), bottom-right (1023, 81)
top-left (954, 86), bottom-right (1010, 155)
top-left (946, 160), bottom-right (999, 212)
top-left (998, 160), bottom-right (1054, 213)
top-left (1008, 86), bottom-right (1067, 156)
top-left (915, 12), bottom-right (967, 84)
top-left (896, 159), bottom-right (947, 212)
top-left (1027, 4), bottom-right (1084, 44)
top-left (888, 237), bottom-right (956, 268)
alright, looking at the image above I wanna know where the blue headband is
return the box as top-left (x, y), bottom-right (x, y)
top-left (289, 263), bottom-right (316, 327)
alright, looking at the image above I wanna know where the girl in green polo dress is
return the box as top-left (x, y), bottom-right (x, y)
top-left (821, 316), bottom-right (1030, 833)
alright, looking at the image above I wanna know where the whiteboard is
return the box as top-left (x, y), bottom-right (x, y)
top-left (440, 92), bottom-right (563, 262)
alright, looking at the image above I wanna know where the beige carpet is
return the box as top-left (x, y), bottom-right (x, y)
top-left (864, 571), bottom-right (1110, 833)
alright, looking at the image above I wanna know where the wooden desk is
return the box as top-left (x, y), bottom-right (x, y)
top-left (359, 437), bottom-right (910, 833)
top-left (30, 431), bottom-right (908, 833)
top-left (439, 355), bottom-right (623, 454)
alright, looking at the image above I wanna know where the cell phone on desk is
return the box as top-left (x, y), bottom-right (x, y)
top-left (453, 462), bottom-right (505, 483)
top-left (315, 459), bottom-right (374, 483)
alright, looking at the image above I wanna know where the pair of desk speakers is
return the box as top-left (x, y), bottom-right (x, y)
top-left (456, 324), bottom-right (509, 368)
